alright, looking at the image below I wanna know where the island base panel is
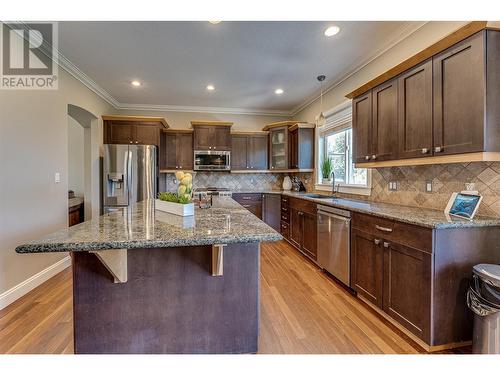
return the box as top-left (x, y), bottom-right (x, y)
top-left (72, 243), bottom-right (260, 354)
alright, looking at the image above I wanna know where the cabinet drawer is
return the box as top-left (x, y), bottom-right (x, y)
top-left (280, 221), bottom-right (290, 238)
top-left (280, 211), bottom-right (290, 223)
top-left (232, 193), bottom-right (263, 203)
top-left (288, 197), bottom-right (316, 215)
top-left (352, 212), bottom-right (432, 253)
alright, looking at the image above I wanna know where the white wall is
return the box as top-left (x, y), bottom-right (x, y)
top-left (117, 109), bottom-right (286, 131)
top-left (0, 67), bottom-right (114, 298)
top-left (68, 117), bottom-right (85, 197)
top-left (294, 21), bottom-right (470, 122)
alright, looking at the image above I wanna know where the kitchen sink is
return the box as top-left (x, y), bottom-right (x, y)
top-left (302, 193), bottom-right (334, 199)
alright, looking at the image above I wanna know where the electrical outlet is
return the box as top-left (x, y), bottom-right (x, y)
top-left (426, 181), bottom-right (433, 192)
top-left (388, 181), bottom-right (397, 191)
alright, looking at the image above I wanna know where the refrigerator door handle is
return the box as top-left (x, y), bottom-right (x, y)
top-left (127, 149), bottom-right (133, 206)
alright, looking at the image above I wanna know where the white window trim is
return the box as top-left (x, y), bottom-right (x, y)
top-left (315, 100), bottom-right (372, 196)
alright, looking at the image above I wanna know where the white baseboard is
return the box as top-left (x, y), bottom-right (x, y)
top-left (0, 256), bottom-right (71, 310)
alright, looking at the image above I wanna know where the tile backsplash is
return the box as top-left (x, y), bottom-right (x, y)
top-left (339, 162), bottom-right (500, 217)
top-left (159, 172), bottom-right (314, 193)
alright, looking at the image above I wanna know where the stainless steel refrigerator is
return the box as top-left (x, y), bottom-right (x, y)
top-left (103, 144), bottom-right (157, 212)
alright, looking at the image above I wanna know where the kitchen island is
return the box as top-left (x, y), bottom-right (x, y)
top-left (16, 197), bottom-right (282, 354)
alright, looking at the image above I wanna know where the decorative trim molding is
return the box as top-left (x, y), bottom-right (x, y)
top-left (290, 21), bottom-right (429, 116)
top-left (0, 256), bottom-right (71, 310)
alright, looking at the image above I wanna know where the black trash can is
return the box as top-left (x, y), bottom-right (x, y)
top-left (467, 264), bottom-right (500, 354)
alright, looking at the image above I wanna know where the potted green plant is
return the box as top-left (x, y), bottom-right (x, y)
top-left (155, 172), bottom-right (194, 216)
top-left (321, 157), bottom-right (333, 184)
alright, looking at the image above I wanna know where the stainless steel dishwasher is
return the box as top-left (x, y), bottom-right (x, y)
top-left (317, 205), bottom-right (351, 286)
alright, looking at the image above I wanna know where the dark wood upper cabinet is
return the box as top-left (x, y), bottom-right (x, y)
top-left (267, 123), bottom-right (314, 171)
top-left (352, 92), bottom-right (373, 163)
top-left (262, 194), bottom-right (281, 232)
top-left (248, 135), bottom-right (268, 170)
top-left (398, 59), bottom-right (433, 159)
top-left (103, 116), bottom-right (167, 146)
top-left (231, 133), bottom-right (268, 170)
top-left (289, 128), bottom-right (314, 169)
top-left (192, 122), bottom-right (232, 151)
top-left (433, 32), bottom-right (485, 156)
top-left (159, 131), bottom-right (193, 170)
top-left (372, 79), bottom-right (398, 161)
top-left (351, 29), bottom-right (500, 166)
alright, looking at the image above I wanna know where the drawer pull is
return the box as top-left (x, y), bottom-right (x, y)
top-left (383, 242), bottom-right (390, 248)
top-left (242, 197), bottom-right (253, 200)
top-left (375, 225), bottom-right (393, 233)
top-left (374, 239), bottom-right (381, 245)
top-left (434, 146), bottom-right (443, 153)
top-left (421, 148), bottom-right (429, 154)
top-left (281, 215), bottom-right (287, 220)
top-left (365, 155), bottom-right (370, 161)
top-left (282, 207), bottom-right (288, 212)
top-left (243, 204), bottom-right (252, 208)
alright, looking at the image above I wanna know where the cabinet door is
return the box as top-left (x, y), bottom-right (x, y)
top-left (352, 92), bottom-right (373, 163)
top-left (372, 79), bottom-right (398, 161)
top-left (288, 129), bottom-right (298, 169)
top-left (177, 133), bottom-right (193, 170)
top-left (383, 241), bottom-right (431, 341)
top-left (296, 128), bottom-right (314, 169)
top-left (269, 127), bottom-right (289, 170)
top-left (231, 135), bottom-right (248, 170)
top-left (263, 194), bottom-right (281, 231)
top-left (134, 124), bottom-right (159, 145)
top-left (161, 132), bottom-right (178, 169)
top-left (213, 126), bottom-right (231, 151)
top-left (301, 212), bottom-right (317, 260)
top-left (433, 32), bottom-right (485, 155)
top-left (398, 60), bottom-right (433, 159)
top-left (193, 126), bottom-right (213, 150)
top-left (289, 208), bottom-right (302, 249)
top-left (248, 135), bottom-right (268, 170)
top-left (106, 122), bottom-right (135, 144)
top-left (351, 229), bottom-right (383, 308)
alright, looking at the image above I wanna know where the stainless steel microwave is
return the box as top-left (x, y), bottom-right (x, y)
top-left (194, 150), bottom-right (231, 171)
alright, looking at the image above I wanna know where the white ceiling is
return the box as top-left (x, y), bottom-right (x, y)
top-left (58, 21), bottom-right (424, 115)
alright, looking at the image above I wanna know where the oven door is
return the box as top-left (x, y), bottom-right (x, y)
top-left (194, 150), bottom-right (231, 171)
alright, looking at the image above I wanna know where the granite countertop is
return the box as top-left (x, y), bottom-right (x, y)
top-left (232, 189), bottom-right (500, 229)
top-left (68, 197), bottom-right (83, 208)
top-left (16, 197), bottom-right (282, 254)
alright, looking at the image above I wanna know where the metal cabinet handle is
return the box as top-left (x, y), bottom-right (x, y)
top-left (365, 155), bottom-right (370, 161)
top-left (129, 141), bottom-right (133, 144)
top-left (435, 146), bottom-right (443, 153)
top-left (375, 225), bottom-right (393, 233)
top-left (179, 166), bottom-right (182, 169)
top-left (243, 204), bottom-right (251, 208)
top-left (214, 147), bottom-right (216, 150)
top-left (135, 141), bottom-right (139, 144)
top-left (374, 239), bottom-right (381, 245)
top-left (242, 197), bottom-right (253, 200)
top-left (282, 207), bottom-right (288, 212)
top-left (281, 215), bottom-right (287, 220)
top-left (383, 242), bottom-right (390, 248)
top-left (421, 148), bottom-right (429, 154)
top-left (371, 155), bottom-right (377, 160)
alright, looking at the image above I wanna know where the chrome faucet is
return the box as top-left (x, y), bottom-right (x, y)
top-left (332, 171), bottom-right (336, 195)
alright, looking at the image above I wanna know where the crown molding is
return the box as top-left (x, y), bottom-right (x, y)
top-left (290, 21), bottom-right (429, 116)
top-left (115, 102), bottom-right (291, 117)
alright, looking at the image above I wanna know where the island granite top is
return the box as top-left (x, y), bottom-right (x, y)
top-left (234, 190), bottom-right (500, 229)
top-left (16, 197), bottom-right (282, 254)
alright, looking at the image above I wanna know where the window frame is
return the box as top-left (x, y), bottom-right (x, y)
top-left (315, 101), bottom-right (371, 196)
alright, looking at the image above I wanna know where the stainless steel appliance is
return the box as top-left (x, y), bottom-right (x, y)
top-left (194, 150), bottom-right (231, 171)
top-left (103, 144), bottom-right (157, 211)
top-left (317, 205), bottom-right (351, 286)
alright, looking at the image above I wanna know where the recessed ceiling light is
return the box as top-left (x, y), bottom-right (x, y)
top-left (275, 88), bottom-right (284, 95)
top-left (209, 21), bottom-right (221, 24)
top-left (131, 80), bottom-right (141, 87)
top-left (206, 85), bottom-right (215, 91)
top-left (324, 25), bottom-right (340, 37)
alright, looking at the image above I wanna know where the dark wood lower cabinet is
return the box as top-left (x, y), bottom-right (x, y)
top-left (351, 229), bottom-right (383, 308)
top-left (69, 203), bottom-right (84, 227)
top-left (232, 193), bottom-right (262, 219)
top-left (286, 198), bottom-right (317, 261)
top-left (262, 194), bottom-right (281, 231)
top-left (383, 241), bottom-right (431, 340)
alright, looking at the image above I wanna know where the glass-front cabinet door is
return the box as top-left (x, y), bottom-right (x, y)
top-left (269, 127), bottom-right (288, 170)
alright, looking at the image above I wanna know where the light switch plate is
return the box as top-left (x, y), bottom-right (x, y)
top-left (426, 181), bottom-right (432, 192)
top-left (54, 172), bottom-right (61, 183)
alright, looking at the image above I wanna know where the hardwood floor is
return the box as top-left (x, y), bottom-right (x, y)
top-left (0, 240), bottom-right (465, 354)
